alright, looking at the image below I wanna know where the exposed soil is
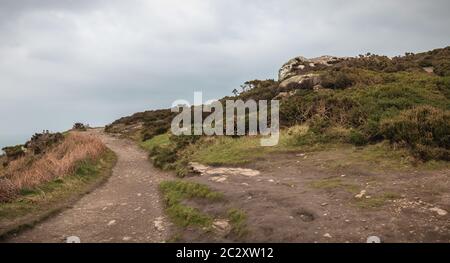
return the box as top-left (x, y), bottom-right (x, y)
top-left (5, 130), bottom-right (171, 243)
top-left (4, 132), bottom-right (449, 243)
top-left (183, 149), bottom-right (450, 243)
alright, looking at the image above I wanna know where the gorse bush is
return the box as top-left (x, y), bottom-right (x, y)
top-left (150, 145), bottom-right (177, 169)
top-left (380, 106), bottom-right (450, 160)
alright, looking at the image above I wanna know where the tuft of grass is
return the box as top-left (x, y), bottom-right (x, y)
top-left (159, 180), bottom-right (223, 228)
top-left (227, 209), bottom-right (248, 238)
top-left (140, 133), bottom-right (171, 152)
top-left (354, 192), bottom-right (401, 208)
top-left (309, 178), bottom-right (359, 193)
top-left (0, 149), bottom-right (117, 237)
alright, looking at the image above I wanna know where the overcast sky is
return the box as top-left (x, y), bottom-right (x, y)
top-left (0, 0), bottom-right (449, 148)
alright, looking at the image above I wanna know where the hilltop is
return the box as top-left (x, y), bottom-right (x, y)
top-left (103, 46), bottom-right (449, 242)
top-left (1, 47), bottom-right (449, 243)
top-left (106, 46), bottom-right (450, 163)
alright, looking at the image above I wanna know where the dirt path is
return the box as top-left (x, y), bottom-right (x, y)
top-left (7, 130), bottom-right (170, 243)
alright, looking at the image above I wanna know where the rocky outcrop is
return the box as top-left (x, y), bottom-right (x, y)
top-left (189, 162), bottom-right (260, 178)
top-left (278, 55), bottom-right (341, 81)
top-left (279, 73), bottom-right (321, 89)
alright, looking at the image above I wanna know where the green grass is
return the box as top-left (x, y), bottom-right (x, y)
top-left (159, 180), bottom-right (223, 228)
top-left (354, 192), bottom-right (401, 208)
top-left (182, 128), bottom-right (320, 166)
top-left (0, 150), bottom-right (117, 237)
top-left (334, 142), bottom-right (449, 171)
top-left (227, 209), bottom-right (248, 238)
top-left (140, 133), bottom-right (171, 152)
top-left (187, 136), bottom-right (269, 165)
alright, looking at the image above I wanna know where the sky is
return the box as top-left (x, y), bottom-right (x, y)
top-left (0, 0), bottom-right (449, 149)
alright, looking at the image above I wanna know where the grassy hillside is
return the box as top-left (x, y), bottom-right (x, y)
top-left (0, 131), bottom-right (116, 237)
top-left (106, 46), bottom-right (450, 173)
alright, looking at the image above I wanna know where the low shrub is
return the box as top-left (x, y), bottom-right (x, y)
top-left (309, 115), bottom-right (331, 133)
top-left (72, 123), bottom-right (87, 131)
top-left (380, 106), bottom-right (450, 160)
top-left (348, 130), bottom-right (368, 146)
top-left (1, 145), bottom-right (25, 162)
top-left (151, 146), bottom-right (177, 169)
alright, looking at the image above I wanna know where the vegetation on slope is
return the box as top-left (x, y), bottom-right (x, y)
top-left (106, 46), bottom-right (450, 170)
top-left (0, 134), bottom-right (116, 236)
top-left (0, 133), bottom-right (107, 202)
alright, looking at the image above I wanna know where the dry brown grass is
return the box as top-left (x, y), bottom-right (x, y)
top-left (0, 132), bottom-right (106, 202)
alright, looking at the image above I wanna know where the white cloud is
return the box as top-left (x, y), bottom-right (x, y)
top-left (0, 0), bottom-right (449, 147)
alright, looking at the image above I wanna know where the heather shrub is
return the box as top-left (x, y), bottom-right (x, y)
top-left (1, 145), bottom-right (25, 162)
top-left (348, 130), bottom-right (368, 146)
top-left (72, 123), bottom-right (87, 131)
top-left (151, 146), bottom-right (177, 169)
top-left (380, 106), bottom-right (450, 160)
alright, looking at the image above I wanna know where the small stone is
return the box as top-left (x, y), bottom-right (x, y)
top-left (341, 174), bottom-right (346, 177)
top-left (268, 179), bottom-right (275, 183)
top-left (66, 236), bottom-right (81, 243)
top-left (321, 203), bottom-right (328, 207)
top-left (137, 193), bottom-right (142, 197)
top-left (430, 207), bottom-right (448, 216)
top-left (154, 217), bottom-right (165, 231)
top-left (122, 236), bottom-right (132, 241)
top-left (213, 219), bottom-right (231, 235)
top-left (355, 190), bottom-right (366, 199)
top-left (345, 219), bottom-right (350, 223)
top-left (211, 175), bottom-right (227, 183)
top-left (107, 220), bottom-right (116, 226)
top-left (323, 233), bottom-right (332, 238)
top-left (367, 236), bottom-right (381, 243)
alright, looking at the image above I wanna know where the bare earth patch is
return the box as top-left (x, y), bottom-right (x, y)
top-left (184, 150), bottom-right (449, 243)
